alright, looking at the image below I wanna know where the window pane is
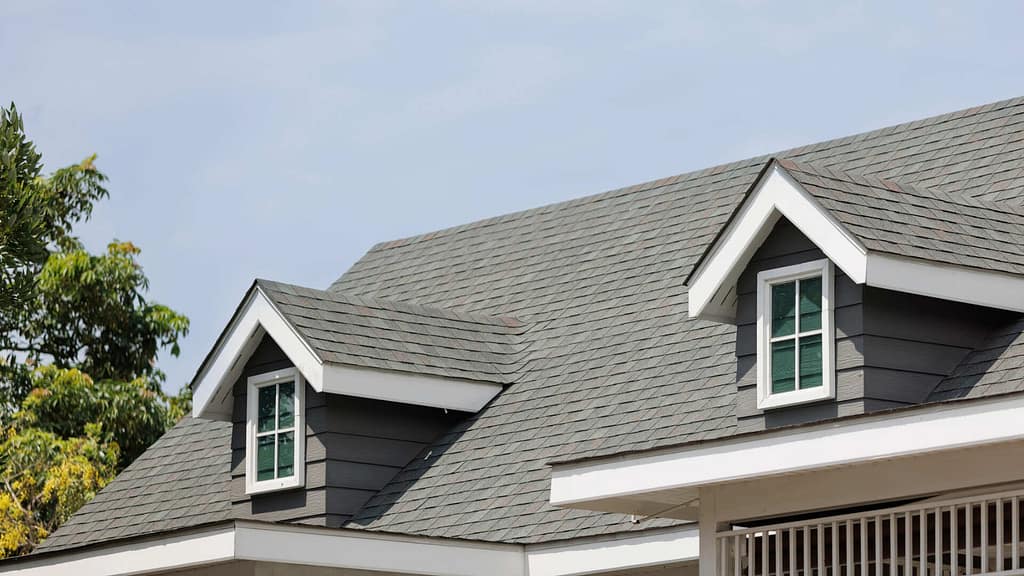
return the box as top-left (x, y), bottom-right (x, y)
top-left (257, 434), bottom-right (275, 481)
top-left (799, 277), bottom-right (822, 332)
top-left (278, 381), bottom-right (295, 428)
top-left (771, 282), bottom-right (796, 337)
top-left (771, 339), bottom-right (796, 393)
top-left (799, 334), bottom-right (823, 389)
top-left (257, 385), bottom-right (276, 433)
top-left (277, 432), bottom-right (295, 478)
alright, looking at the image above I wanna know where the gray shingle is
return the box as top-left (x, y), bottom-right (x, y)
top-left (35, 417), bottom-right (232, 554)
top-left (778, 158), bottom-right (1024, 276)
top-left (257, 279), bottom-right (529, 384)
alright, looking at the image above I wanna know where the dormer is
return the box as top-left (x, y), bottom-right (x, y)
top-left (687, 158), bottom-right (1024, 430)
top-left (190, 279), bottom-right (527, 525)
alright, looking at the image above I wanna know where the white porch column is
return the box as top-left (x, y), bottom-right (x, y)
top-left (699, 486), bottom-right (722, 576)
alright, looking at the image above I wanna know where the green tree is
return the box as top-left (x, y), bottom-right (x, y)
top-left (0, 102), bottom-right (191, 557)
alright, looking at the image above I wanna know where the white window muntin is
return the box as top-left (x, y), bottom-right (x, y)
top-left (246, 367), bottom-right (305, 495)
top-left (756, 258), bottom-right (835, 410)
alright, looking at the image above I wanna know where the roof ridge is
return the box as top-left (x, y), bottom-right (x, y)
top-left (347, 94), bottom-right (1024, 255)
top-left (256, 278), bottom-right (529, 329)
top-left (777, 157), bottom-right (1024, 218)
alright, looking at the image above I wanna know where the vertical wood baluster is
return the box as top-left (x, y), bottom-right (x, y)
top-left (921, 510), bottom-right (928, 576)
top-left (805, 525), bottom-right (812, 576)
top-left (819, 525), bottom-right (826, 576)
top-left (996, 499), bottom-right (1004, 572)
top-left (906, 512), bottom-right (913, 576)
top-left (952, 506), bottom-right (959, 576)
top-left (980, 501), bottom-right (987, 574)
top-left (891, 514), bottom-right (898, 576)
top-left (935, 508), bottom-right (943, 576)
top-left (763, 532), bottom-right (769, 576)
top-left (967, 504), bottom-right (973, 576)
top-left (861, 519), bottom-right (868, 576)
top-left (790, 528), bottom-right (797, 576)
top-left (847, 520), bottom-right (854, 576)
top-left (1013, 496), bottom-right (1020, 571)
top-left (749, 534), bottom-right (756, 576)
top-left (735, 535), bottom-right (743, 576)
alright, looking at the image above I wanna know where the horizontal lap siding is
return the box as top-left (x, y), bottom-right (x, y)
top-left (734, 218), bottom-right (1013, 433)
top-left (232, 334), bottom-right (463, 527)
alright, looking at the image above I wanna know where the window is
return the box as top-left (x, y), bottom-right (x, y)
top-left (756, 259), bottom-right (834, 409)
top-left (246, 367), bottom-right (304, 494)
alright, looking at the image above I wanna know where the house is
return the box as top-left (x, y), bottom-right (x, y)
top-left (5, 95), bottom-right (1024, 576)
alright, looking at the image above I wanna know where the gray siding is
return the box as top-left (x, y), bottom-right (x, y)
top-left (735, 219), bottom-right (1010, 432)
top-left (232, 334), bottom-right (462, 527)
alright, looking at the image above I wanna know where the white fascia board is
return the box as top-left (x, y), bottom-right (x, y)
top-left (234, 522), bottom-right (524, 576)
top-left (192, 288), bottom-right (324, 420)
top-left (0, 526), bottom-right (235, 576)
top-left (866, 252), bottom-right (1024, 313)
top-left (1, 522), bottom-right (698, 576)
top-left (322, 363), bottom-right (503, 413)
top-left (525, 525), bottom-right (699, 576)
top-left (550, 392), bottom-right (1024, 509)
top-left (688, 165), bottom-right (868, 321)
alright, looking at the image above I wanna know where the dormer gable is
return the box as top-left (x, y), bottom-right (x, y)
top-left (688, 158), bottom-right (1024, 427)
top-left (191, 279), bottom-right (528, 420)
top-left (687, 158), bottom-right (1024, 323)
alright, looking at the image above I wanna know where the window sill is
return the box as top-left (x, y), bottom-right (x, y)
top-left (757, 386), bottom-right (834, 410)
top-left (245, 476), bottom-right (303, 496)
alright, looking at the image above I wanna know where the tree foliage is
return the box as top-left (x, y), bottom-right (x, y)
top-left (0, 102), bottom-right (191, 557)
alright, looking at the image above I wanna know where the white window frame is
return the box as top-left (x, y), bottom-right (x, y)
top-left (246, 367), bottom-right (305, 495)
top-left (756, 258), bottom-right (835, 410)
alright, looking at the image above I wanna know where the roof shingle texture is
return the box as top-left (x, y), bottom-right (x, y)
top-left (256, 279), bottom-right (529, 384)
top-left (37, 95), bottom-right (1024, 554)
top-left (779, 158), bottom-right (1024, 276)
top-left (35, 417), bottom-right (232, 554)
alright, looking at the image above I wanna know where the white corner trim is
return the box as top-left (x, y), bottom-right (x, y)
top-left (755, 259), bottom-right (835, 410)
top-left (245, 367), bottom-right (306, 495)
top-left (550, 392), bottom-right (1024, 509)
top-left (866, 252), bottom-right (1024, 313)
top-left (525, 525), bottom-right (699, 576)
top-left (688, 164), bottom-right (868, 321)
top-left (192, 287), bottom-right (324, 420)
top-left (322, 363), bottom-right (503, 413)
top-left (0, 526), bottom-right (235, 576)
top-left (234, 522), bottom-right (523, 576)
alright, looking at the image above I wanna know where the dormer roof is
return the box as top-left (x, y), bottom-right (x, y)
top-left (191, 279), bottom-right (528, 419)
top-left (687, 157), bottom-right (1024, 322)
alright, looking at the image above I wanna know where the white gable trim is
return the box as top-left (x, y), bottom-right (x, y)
top-left (193, 287), bottom-right (504, 420)
top-left (549, 392), bottom-right (1024, 511)
top-left (192, 287), bottom-right (324, 420)
top-left (0, 522), bottom-right (699, 576)
top-left (688, 164), bottom-right (868, 321)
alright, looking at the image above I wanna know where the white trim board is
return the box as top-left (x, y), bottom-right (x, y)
top-left (0, 526), bottom-right (236, 576)
top-left (688, 164), bottom-right (867, 322)
top-left (0, 522), bottom-right (700, 576)
top-left (549, 392), bottom-right (1024, 512)
top-left (526, 525), bottom-right (699, 576)
top-left (192, 287), bottom-right (323, 420)
top-left (687, 162), bottom-right (1024, 321)
top-left (192, 286), bottom-right (502, 420)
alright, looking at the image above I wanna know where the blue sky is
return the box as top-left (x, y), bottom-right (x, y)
top-left (3, 1), bottom-right (1024, 391)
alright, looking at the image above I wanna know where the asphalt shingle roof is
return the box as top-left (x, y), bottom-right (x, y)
top-left (35, 417), bottom-right (232, 554)
top-left (35, 95), bottom-right (1024, 555)
top-left (779, 158), bottom-right (1024, 276)
top-left (257, 279), bottom-right (529, 384)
